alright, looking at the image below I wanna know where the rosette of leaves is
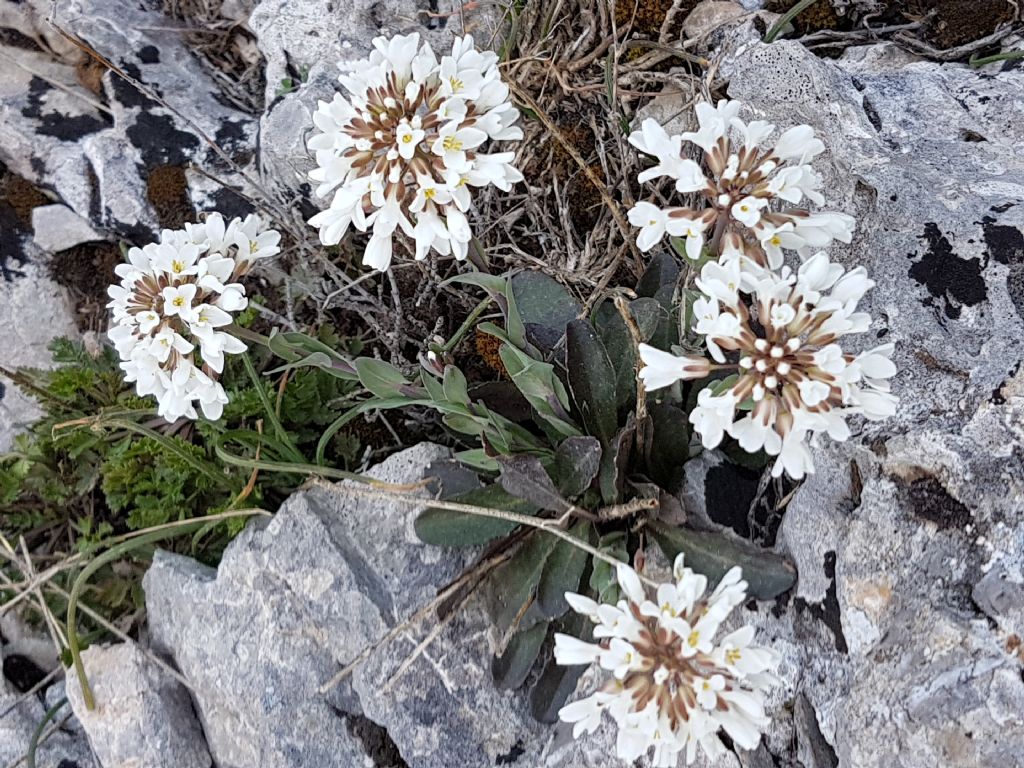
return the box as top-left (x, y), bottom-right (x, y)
top-left (332, 254), bottom-right (797, 718)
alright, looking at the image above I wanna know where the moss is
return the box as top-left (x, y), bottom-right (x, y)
top-left (766, 0), bottom-right (844, 34)
top-left (615, 0), bottom-right (698, 38)
top-left (0, 165), bottom-right (50, 227)
top-left (48, 242), bottom-right (122, 330)
top-left (146, 164), bottom-right (193, 229)
top-left (475, 328), bottom-right (508, 377)
top-left (908, 0), bottom-right (1014, 49)
top-left (569, 164), bottom-right (607, 231)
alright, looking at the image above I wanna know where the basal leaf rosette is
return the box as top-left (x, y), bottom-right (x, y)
top-left (638, 252), bottom-right (898, 479)
top-left (555, 555), bottom-right (782, 766)
top-left (106, 213), bottom-right (280, 422)
top-left (627, 99), bottom-right (854, 270)
top-left (307, 34), bottom-right (524, 271)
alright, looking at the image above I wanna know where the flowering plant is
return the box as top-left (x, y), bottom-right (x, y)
top-left (106, 213), bottom-right (280, 421)
top-left (555, 556), bottom-right (781, 766)
top-left (307, 33), bottom-right (523, 270)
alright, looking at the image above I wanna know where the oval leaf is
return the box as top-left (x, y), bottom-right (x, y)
top-left (565, 320), bottom-right (618, 445)
top-left (414, 484), bottom-right (538, 547)
top-left (536, 521), bottom-right (593, 618)
top-left (554, 436), bottom-right (602, 498)
top-left (492, 621), bottom-right (548, 690)
top-left (649, 520), bottom-right (796, 600)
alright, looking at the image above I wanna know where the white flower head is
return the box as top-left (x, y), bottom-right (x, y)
top-left (637, 252), bottom-right (899, 478)
top-left (626, 100), bottom-right (854, 265)
top-left (106, 212), bottom-right (281, 422)
top-left (556, 555), bottom-right (781, 765)
top-left (307, 34), bottom-right (523, 271)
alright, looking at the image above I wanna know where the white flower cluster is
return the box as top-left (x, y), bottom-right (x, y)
top-left (307, 34), bottom-right (523, 271)
top-left (631, 100), bottom-right (898, 478)
top-left (639, 253), bottom-right (897, 479)
top-left (107, 213), bottom-right (280, 422)
top-left (626, 99), bottom-right (854, 265)
top-left (555, 556), bottom-right (781, 766)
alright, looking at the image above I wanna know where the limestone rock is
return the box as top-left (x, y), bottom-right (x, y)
top-left (64, 642), bottom-right (212, 768)
top-left (31, 204), bottom-right (105, 253)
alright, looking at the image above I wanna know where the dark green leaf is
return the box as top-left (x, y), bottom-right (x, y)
top-left (414, 484), bottom-right (537, 547)
top-left (565, 320), bottom-right (617, 445)
top-left (498, 455), bottom-right (570, 513)
top-left (510, 271), bottom-right (583, 352)
top-left (422, 458), bottom-right (482, 499)
top-left (441, 272), bottom-right (509, 294)
top-left (530, 612), bottom-right (589, 722)
top-left (636, 251), bottom-right (681, 299)
top-left (598, 417), bottom-right (635, 504)
top-left (588, 531), bottom-right (628, 604)
top-left (646, 403), bottom-right (691, 488)
top-left (486, 532), bottom-right (560, 635)
top-left (554, 436), bottom-right (602, 498)
top-left (537, 521), bottom-right (593, 618)
top-left (492, 620), bottom-right (548, 689)
top-left (649, 520), bottom-right (797, 600)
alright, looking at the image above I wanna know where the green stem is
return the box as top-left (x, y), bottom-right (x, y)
top-left (67, 510), bottom-right (267, 710)
top-left (27, 697), bottom-right (67, 768)
top-left (763, 0), bottom-right (821, 43)
top-left (240, 352), bottom-right (305, 464)
top-left (441, 297), bottom-right (493, 353)
top-left (214, 442), bottom-right (372, 484)
top-left (969, 49), bottom-right (1024, 68)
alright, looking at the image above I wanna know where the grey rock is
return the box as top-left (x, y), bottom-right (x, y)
top-left (1, 0), bottom-right (257, 240)
top-left (145, 443), bottom-right (545, 768)
top-left (0, 255), bottom-right (79, 451)
top-left (64, 642), bottom-right (212, 768)
top-left (31, 204), bottom-right (104, 253)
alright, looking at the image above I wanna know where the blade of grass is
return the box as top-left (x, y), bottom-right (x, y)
top-left (241, 352), bottom-right (305, 464)
top-left (67, 509), bottom-right (269, 710)
top-left (763, 0), bottom-right (821, 43)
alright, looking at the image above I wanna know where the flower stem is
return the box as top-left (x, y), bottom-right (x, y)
top-left (763, 0), bottom-right (822, 44)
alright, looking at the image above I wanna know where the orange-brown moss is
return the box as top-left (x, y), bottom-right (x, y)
top-left (146, 165), bottom-right (193, 230)
top-left (475, 328), bottom-right (507, 377)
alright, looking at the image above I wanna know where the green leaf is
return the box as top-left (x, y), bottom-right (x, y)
top-left (510, 271), bottom-right (582, 352)
top-left (441, 272), bottom-right (509, 294)
top-left (530, 612), bottom-right (589, 722)
top-left (504, 276), bottom-right (528, 349)
top-left (492, 620), bottom-right (548, 690)
top-left (645, 403), bottom-right (691, 488)
top-left (636, 251), bottom-right (680, 299)
top-left (442, 365), bottom-right (470, 406)
top-left (498, 455), bottom-right (571, 513)
top-left (554, 436), bottom-right (602, 498)
top-left (565, 320), bottom-right (618, 445)
top-left (537, 521), bottom-right (593, 618)
top-left (588, 531), bottom-right (628, 604)
top-left (414, 484), bottom-right (537, 547)
top-left (598, 417), bottom-right (635, 504)
top-left (499, 344), bottom-right (580, 440)
top-left (598, 297), bottom-right (664, 408)
top-left (354, 358), bottom-right (410, 398)
top-left (648, 521), bottom-right (797, 600)
top-left (486, 532), bottom-right (560, 635)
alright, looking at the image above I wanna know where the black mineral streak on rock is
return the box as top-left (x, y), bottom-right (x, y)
top-left (905, 477), bottom-right (972, 529)
top-left (0, 26), bottom-right (43, 51)
top-left (342, 711), bottom-right (408, 767)
top-left (495, 741), bottom-right (525, 765)
top-left (110, 62), bottom-right (161, 109)
top-left (126, 111), bottom-right (200, 168)
top-left (990, 362), bottom-right (1020, 405)
top-left (979, 214), bottom-right (1024, 318)
top-left (794, 551), bottom-right (848, 654)
top-left (20, 76), bottom-right (107, 141)
top-left (208, 187), bottom-right (255, 221)
top-left (2, 653), bottom-right (48, 693)
top-left (907, 222), bottom-right (987, 319)
top-left (979, 215), bottom-right (1024, 265)
top-left (138, 44), bottom-right (160, 64)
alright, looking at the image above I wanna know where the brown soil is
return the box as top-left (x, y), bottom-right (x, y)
top-left (766, 0), bottom-right (844, 34)
top-left (907, 0), bottom-right (1015, 49)
top-left (48, 241), bottom-right (122, 332)
top-left (0, 165), bottom-right (50, 226)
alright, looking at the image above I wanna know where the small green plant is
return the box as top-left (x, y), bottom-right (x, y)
top-left (293, 258), bottom-right (796, 716)
top-left (0, 331), bottom-right (362, 620)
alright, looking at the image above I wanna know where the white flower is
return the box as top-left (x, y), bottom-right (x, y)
top-left (106, 212), bottom-right (281, 422)
top-left (307, 33), bottom-right (522, 271)
top-left (638, 344), bottom-right (711, 390)
top-left (639, 253), bottom-right (899, 478)
top-left (627, 101), bottom-right (855, 266)
top-left (627, 202), bottom-right (671, 252)
top-left (556, 554), bottom-right (781, 766)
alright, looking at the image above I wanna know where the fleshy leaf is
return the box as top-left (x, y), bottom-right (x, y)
top-left (554, 436), bottom-right (602, 498)
top-left (565, 320), bottom-right (618, 445)
top-left (649, 520), bottom-right (796, 600)
top-left (498, 455), bottom-right (571, 513)
top-left (492, 620), bottom-right (548, 689)
top-left (414, 484), bottom-right (538, 547)
top-left (536, 521), bottom-right (593, 618)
